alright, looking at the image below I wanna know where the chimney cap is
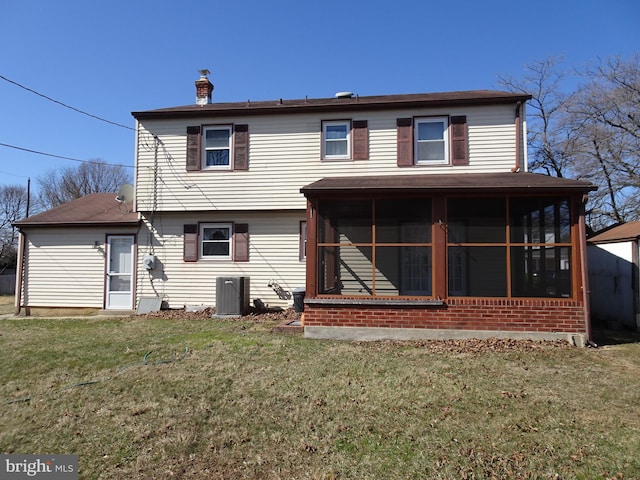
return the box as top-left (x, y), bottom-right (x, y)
top-left (198, 69), bottom-right (211, 79)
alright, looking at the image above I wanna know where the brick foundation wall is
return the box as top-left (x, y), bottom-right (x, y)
top-left (304, 298), bottom-right (586, 334)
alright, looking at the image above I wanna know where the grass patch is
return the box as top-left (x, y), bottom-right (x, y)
top-left (0, 294), bottom-right (14, 315)
top-left (1, 315), bottom-right (639, 479)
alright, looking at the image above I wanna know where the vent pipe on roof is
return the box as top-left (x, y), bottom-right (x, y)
top-left (195, 69), bottom-right (214, 105)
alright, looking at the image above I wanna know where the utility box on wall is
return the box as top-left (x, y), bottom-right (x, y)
top-left (216, 277), bottom-right (250, 316)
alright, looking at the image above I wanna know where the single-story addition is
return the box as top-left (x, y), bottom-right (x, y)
top-left (13, 194), bottom-right (140, 315)
top-left (587, 221), bottom-right (640, 331)
top-left (300, 172), bottom-right (597, 344)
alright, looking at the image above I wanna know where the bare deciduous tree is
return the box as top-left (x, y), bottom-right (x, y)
top-left (498, 56), bottom-right (574, 178)
top-left (0, 185), bottom-right (28, 272)
top-left (37, 160), bottom-right (131, 210)
top-left (565, 55), bottom-right (640, 228)
top-left (499, 55), bottom-right (640, 229)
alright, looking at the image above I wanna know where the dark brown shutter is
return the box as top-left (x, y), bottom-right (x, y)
top-left (183, 224), bottom-right (198, 262)
top-left (233, 223), bottom-right (249, 262)
top-left (186, 126), bottom-right (201, 171)
top-left (352, 120), bottom-right (369, 160)
top-left (397, 118), bottom-right (413, 167)
top-left (233, 124), bottom-right (249, 171)
top-left (450, 116), bottom-right (468, 166)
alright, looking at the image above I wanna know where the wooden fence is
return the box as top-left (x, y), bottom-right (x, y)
top-left (0, 274), bottom-right (16, 295)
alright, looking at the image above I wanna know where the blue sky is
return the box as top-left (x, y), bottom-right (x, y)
top-left (1, 0), bottom-right (638, 193)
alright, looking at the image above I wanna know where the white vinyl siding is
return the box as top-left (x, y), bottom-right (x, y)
top-left (20, 227), bottom-right (135, 308)
top-left (135, 211), bottom-right (306, 309)
top-left (134, 104), bottom-right (520, 212)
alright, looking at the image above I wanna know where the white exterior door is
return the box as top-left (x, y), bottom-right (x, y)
top-left (106, 235), bottom-right (134, 309)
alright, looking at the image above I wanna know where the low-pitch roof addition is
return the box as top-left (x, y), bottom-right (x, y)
top-left (588, 221), bottom-right (640, 244)
top-left (14, 193), bottom-right (139, 228)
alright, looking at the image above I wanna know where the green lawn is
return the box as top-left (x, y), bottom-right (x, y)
top-left (0, 294), bottom-right (14, 315)
top-left (1, 314), bottom-right (639, 479)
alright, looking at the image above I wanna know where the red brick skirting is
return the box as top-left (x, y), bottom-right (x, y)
top-left (303, 297), bottom-right (586, 334)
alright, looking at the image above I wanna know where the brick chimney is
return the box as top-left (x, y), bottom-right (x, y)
top-left (195, 69), bottom-right (214, 105)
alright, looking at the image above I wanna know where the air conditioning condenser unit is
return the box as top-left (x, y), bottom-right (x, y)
top-left (216, 276), bottom-right (250, 316)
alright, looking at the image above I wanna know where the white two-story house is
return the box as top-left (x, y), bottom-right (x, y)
top-left (15, 73), bottom-right (596, 344)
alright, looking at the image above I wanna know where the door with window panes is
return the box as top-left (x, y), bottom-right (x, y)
top-left (106, 235), bottom-right (134, 309)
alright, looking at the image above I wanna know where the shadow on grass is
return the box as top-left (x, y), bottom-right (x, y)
top-left (592, 327), bottom-right (640, 346)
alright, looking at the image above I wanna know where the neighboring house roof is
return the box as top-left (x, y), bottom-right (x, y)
top-left (132, 90), bottom-right (532, 120)
top-left (588, 221), bottom-right (640, 244)
top-left (14, 193), bottom-right (139, 228)
top-left (301, 172), bottom-right (597, 196)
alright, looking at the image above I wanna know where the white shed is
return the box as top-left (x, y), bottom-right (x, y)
top-left (587, 222), bottom-right (640, 331)
top-left (13, 194), bottom-right (140, 315)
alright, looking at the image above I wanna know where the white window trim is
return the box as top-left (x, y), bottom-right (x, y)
top-left (414, 116), bottom-right (449, 165)
top-left (200, 222), bottom-right (233, 260)
top-left (322, 120), bottom-right (351, 160)
top-left (202, 125), bottom-right (233, 170)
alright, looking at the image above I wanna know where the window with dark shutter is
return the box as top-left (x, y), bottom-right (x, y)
top-left (397, 118), bottom-right (413, 167)
top-left (450, 116), bottom-right (468, 166)
top-left (352, 120), bottom-right (369, 160)
top-left (233, 124), bottom-right (249, 171)
top-left (233, 223), bottom-right (249, 262)
top-left (186, 126), bottom-right (201, 171)
top-left (183, 224), bottom-right (199, 262)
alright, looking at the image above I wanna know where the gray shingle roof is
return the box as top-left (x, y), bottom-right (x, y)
top-left (133, 90), bottom-right (532, 120)
top-left (301, 172), bottom-right (597, 196)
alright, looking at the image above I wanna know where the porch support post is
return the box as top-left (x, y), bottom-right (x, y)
top-left (14, 229), bottom-right (25, 315)
top-left (305, 199), bottom-right (318, 298)
top-left (432, 196), bottom-right (447, 300)
top-left (577, 195), bottom-right (592, 342)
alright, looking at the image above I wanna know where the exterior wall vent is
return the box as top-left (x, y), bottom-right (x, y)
top-left (216, 277), bottom-right (250, 316)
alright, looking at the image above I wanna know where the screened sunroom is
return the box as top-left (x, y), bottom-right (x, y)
top-left (301, 173), bottom-right (597, 342)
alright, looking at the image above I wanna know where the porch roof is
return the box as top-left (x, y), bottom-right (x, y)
top-left (301, 172), bottom-right (597, 197)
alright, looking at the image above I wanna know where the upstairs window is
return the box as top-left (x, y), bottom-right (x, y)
top-left (415, 117), bottom-right (449, 164)
top-left (186, 124), bottom-right (249, 172)
top-left (397, 116), bottom-right (467, 167)
top-left (323, 121), bottom-right (351, 159)
top-left (203, 126), bottom-right (232, 169)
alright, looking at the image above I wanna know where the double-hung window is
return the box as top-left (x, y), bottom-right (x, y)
top-left (415, 117), bottom-right (449, 164)
top-left (323, 121), bottom-right (351, 159)
top-left (203, 126), bottom-right (232, 169)
top-left (200, 223), bottom-right (232, 259)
